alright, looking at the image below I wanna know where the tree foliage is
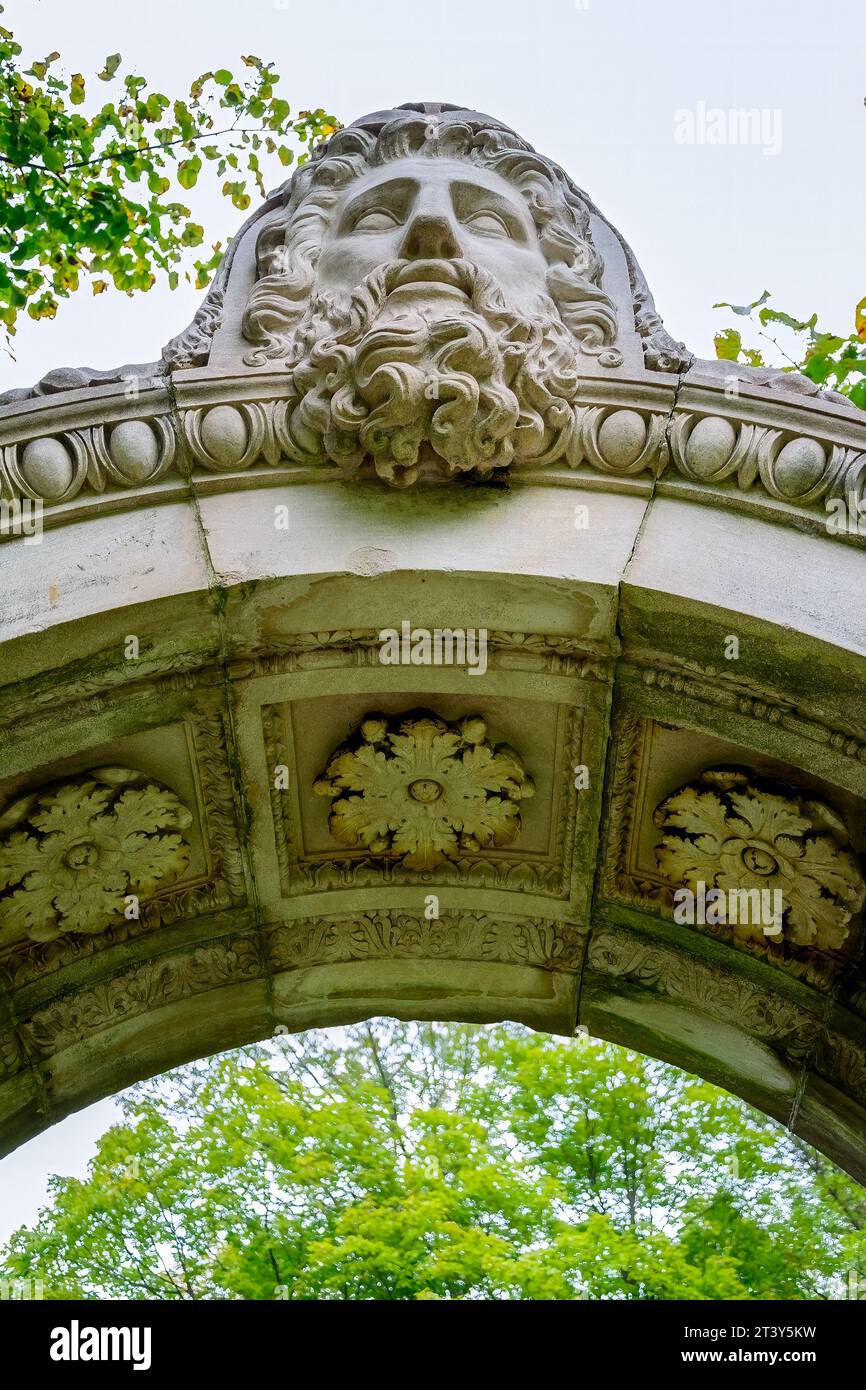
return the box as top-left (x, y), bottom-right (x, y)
top-left (2, 1022), bottom-right (864, 1300)
top-left (714, 290), bottom-right (866, 409)
top-left (0, 7), bottom-right (337, 341)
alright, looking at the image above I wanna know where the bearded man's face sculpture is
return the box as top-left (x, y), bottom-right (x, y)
top-left (242, 107), bottom-right (622, 485)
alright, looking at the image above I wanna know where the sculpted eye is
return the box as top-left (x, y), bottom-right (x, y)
top-left (463, 210), bottom-right (511, 237)
top-left (352, 208), bottom-right (401, 232)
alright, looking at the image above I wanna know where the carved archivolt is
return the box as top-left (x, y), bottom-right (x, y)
top-left (22, 935), bottom-right (260, 1053)
top-left (653, 766), bottom-right (865, 951)
top-left (267, 911), bottom-right (583, 973)
top-left (179, 401), bottom-right (670, 486)
top-left (586, 926), bottom-right (818, 1061)
top-left (13, 908), bottom-right (580, 1061)
top-left (314, 711), bottom-right (535, 871)
top-left (0, 767), bottom-right (193, 945)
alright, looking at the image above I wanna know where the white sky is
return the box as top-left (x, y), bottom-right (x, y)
top-left (3, 0), bottom-right (865, 391)
top-left (1, 0), bottom-right (864, 1240)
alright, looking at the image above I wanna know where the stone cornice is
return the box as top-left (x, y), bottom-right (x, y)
top-left (1, 367), bottom-right (864, 546)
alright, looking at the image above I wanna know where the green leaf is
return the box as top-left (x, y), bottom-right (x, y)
top-left (189, 71), bottom-right (213, 101)
top-left (177, 157), bottom-right (201, 190)
top-left (0, 20), bottom-right (343, 343)
top-left (98, 53), bottom-right (122, 82)
top-left (712, 290), bottom-right (770, 317)
top-left (758, 307), bottom-right (816, 332)
top-left (713, 327), bottom-right (742, 361)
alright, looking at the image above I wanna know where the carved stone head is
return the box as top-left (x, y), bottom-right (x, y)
top-left (242, 103), bottom-right (624, 485)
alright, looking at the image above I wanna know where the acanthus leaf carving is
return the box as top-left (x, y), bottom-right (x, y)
top-left (161, 284), bottom-right (225, 371)
top-left (0, 767), bottom-right (193, 948)
top-left (653, 766), bottom-right (865, 951)
top-left (21, 935), bottom-right (261, 1053)
top-left (268, 910), bottom-right (583, 973)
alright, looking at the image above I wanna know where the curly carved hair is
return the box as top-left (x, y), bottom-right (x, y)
top-left (242, 108), bottom-right (620, 366)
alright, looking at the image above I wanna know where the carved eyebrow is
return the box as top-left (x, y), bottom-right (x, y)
top-left (339, 178), bottom-right (417, 230)
top-left (450, 181), bottom-right (529, 240)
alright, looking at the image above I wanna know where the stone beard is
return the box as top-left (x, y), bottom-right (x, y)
top-left (242, 114), bottom-right (621, 486)
top-left (273, 257), bottom-right (585, 486)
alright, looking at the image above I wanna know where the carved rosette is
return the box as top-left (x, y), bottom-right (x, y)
top-left (0, 767), bottom-right (193, 944)
top-left (653, 766), bottom-right (865, 950)
top-left (313, 711), bottom-right (534, 871)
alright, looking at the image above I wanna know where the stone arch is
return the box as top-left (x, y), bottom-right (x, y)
top-left (1, 104), bottom-right (865, 1179)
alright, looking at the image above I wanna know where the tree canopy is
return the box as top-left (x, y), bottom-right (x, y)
top-left (0, 8), bottom-right (337, 343)
top-left (2, 1021), bottom-right (864, 1300)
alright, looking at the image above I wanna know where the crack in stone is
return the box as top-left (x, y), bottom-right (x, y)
top-left (162, 365), bottom-right (274, 1030)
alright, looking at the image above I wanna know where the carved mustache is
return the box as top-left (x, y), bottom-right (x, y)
top-left (382, 258), bottom-right (476, 297)
top-left (326, 257), bottom-right (516, 351)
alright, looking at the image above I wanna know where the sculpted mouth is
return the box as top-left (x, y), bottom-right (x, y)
top-left (389, 260), bottom-right (473, 296)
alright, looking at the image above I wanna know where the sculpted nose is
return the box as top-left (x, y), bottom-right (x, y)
top-left (400, 213), bottom-right (461, 261)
